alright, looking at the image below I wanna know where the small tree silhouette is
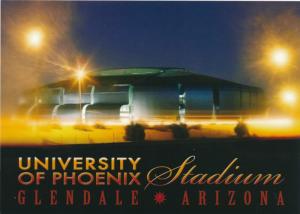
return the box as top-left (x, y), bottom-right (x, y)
top-left (234, 121), bottom-right (249, 138)
top-left (124, 123), bottom-right (145, 141)
top-left (169, 123), bottom-right (189, 139)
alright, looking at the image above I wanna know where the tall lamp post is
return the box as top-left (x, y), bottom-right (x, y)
top-left (25, 28), bottom-right (44, 117)
top-left (75, 68), bottom-right (86, 123)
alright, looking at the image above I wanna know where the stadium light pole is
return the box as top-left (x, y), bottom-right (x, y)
top-left (75, 68), bottom-right (86, 122)
top-left (25, 28), bottom-right (44, 117)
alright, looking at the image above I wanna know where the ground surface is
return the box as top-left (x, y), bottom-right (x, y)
top-left (2, 118), bottom-right (300, 146)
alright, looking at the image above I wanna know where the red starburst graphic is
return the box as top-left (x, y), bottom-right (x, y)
top-left (153, 192), bottom-right (167, 204)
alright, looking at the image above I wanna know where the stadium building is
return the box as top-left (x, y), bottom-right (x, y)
top-left (19, 67), bottom-right (265, 125)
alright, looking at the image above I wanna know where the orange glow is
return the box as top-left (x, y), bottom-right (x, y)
top-left (1, 115), bottom-right (299, 146)
top-left (72, 63), bottom-right (93, 86)
top-left (270, 47), bottom-right (290, 68)
top-left (281, 89), bottom-right (297, 106)
top-left (26, 28), bottom-right (43, 48)
top-left (76, 68), bottom-right (86, 80)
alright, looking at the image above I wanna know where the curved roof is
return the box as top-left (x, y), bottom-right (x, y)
top-left (91, 67), bottom-right (261, 90)
top-left (47, 67), bottom-right (262, 91)
top-left (94, 67), bottom-right (188, 77)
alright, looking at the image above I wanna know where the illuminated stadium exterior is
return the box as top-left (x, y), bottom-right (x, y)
top-left (19, 67), bottom-right (265, 125)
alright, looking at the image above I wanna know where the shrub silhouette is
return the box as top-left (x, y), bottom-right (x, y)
top-left (234, 121), bottom-right (249, 138)
top-left (169, 123), bottom-right (189, 139)
top-left (124, 123), bottom-right (145, 141)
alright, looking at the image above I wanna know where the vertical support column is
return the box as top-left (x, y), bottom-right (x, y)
top-left (239, 86), bottom-right (243, 115)
top-left (249, 91), bottom-right (252, 110)
top-left (178, 83), bottom-right (186, 123)
top-left (90, 85), bottom-right (95, 105)
top-left (128, 85), bottom-right (134, 122)
top-left (26, 96), bottom-right (40, 118)
top-left (118, 84), bottom-right (134, 124)
top-left (212, 87), bottom-right (220, 120)
top-left (81, 85), bottom-right (95, 124)
top-left (52, 87), bottom-right (65, 120)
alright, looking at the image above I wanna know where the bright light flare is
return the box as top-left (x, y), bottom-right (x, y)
top-left (245, 118), bottom-right (293, 127)
top-left (270, 47), bottom-right (289, 68)
top-left (76, 69), bottom-right (86, 80)
top-left (26, 28), bottom-right (43, 48)
top-left (281, 90), bottom-right (297, 106)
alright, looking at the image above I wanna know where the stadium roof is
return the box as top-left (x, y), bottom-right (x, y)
top-left (47, 67), bottom-right (262, 91)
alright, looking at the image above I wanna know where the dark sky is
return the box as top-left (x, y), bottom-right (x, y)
top-left (72, 2), bottom-right (246, 80)
top-left (69, 2), bottom-right (299, 84)
top-left (2, 1), bottom-right (300, 113)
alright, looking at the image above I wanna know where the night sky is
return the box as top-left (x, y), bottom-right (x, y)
top-left (2, 1), bottom-right (300, 112)
top-left (69, 2), bottom-right (300, 84)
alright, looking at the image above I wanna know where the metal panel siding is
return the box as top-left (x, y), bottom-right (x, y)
top-left (219, 89), bottom-right (241, 112)
top-left (185, 88), bottom-right (213, 114)
top-left (256, 92), bottom-right (265, 111)
top-left (38, 90), bottom-right (61, 104)
top-left (241, 90), bottom-right (250, 110)
top-left (86, 104), bottom-right (122, 121)
top-left (56, 104), bottom-right (81, 121)
top-left (21, 68), bottom-right (266, 120)
top-left (132, 86), bottom-right (178, 118)
top-left (63, 93), bottom-right (91, 104)
top-left (31, 104), bottom-right (57, 119)
top-left (93, 92), bottom-right (128, 104)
